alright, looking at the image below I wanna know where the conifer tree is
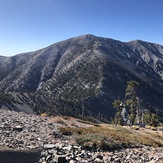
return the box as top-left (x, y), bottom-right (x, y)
top-left (144, 112), bottom-right (159, 127)
top-left (125, 81), bottom-right (140, 126)
top-left (112, 99), bottom-right (123, 125)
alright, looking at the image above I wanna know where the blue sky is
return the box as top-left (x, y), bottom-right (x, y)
top-left (0, 0), bottom-right (163, 56)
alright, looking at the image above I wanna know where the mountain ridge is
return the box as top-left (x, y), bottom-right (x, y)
top-left (0, 34), bottom-right (163, 120)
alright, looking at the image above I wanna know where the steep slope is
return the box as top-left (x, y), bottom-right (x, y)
top-left (0, 34), bottom-right (163, 119)
top-left (128, 40), bottom-right (163, 79)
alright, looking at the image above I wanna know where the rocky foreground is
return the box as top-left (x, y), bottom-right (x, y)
top-left (0, 109), bottom-right (163, 163)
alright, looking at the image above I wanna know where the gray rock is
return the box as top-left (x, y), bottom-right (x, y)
top-left (55, 142), bottom-right (63, 149)
top-left (26, 145), bottom-right (38, 149)
top-left (96, 154), bottom-right (103, 160)
top-left (69, 160), bottom-right (76, 163)
top-left (63, 145), bottom-right (72, 151)
top-left (48, 149), bottom-right (57, 154)
top-left (13, 125), bottom-right (23, 132)
top-left (46, 155), bottom-right (52, 162)
top-left (44, 144), bottom-right (56, 149)
top-left (94, 158), bottom-right (103, 163)
top-left (57, 155), bottom-right (67, 163)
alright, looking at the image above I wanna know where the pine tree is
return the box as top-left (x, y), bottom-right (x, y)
top-left (144, 112), bottom-right (159, 127)
top-left (112, 99), bottom-right (123, 125)
top-left (125, 81), bottom-right (140, 126)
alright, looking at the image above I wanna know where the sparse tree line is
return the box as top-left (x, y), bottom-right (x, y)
top-left (0, 92), bottom-right (15, 104)
top-left (113, 81), bottom-right (160, 127)
top-left (0, 77), bottom-right (161, 128)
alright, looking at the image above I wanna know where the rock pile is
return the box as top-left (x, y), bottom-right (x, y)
top-left (0, 109), bottom-right (163, 163)
top-left (0, 110), bottom-right (63, 150)
top-left (40, 143), bottom-right (163, 163)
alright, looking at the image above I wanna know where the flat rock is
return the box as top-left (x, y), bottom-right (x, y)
top-left (43, 144), bottom-right (56, 149)
top-left (13, 125), bottom-right (23, 132)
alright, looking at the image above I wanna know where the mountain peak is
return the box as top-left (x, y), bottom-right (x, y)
top-left (80, 34), bottom-right (96, 37)
top-left (71, 34), bottom-right (98, 41)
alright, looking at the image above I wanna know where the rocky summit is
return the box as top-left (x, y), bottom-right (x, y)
top-left (0, 109), bottom-right (163, 163)
top-left (0, 34), bottom-right (163, 119)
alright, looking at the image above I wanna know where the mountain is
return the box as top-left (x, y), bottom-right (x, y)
top-left (0, 34), bottom-right (163, 120)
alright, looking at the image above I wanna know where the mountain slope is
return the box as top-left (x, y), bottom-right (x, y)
top-left (0, 34), bottom-right (163, 119)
